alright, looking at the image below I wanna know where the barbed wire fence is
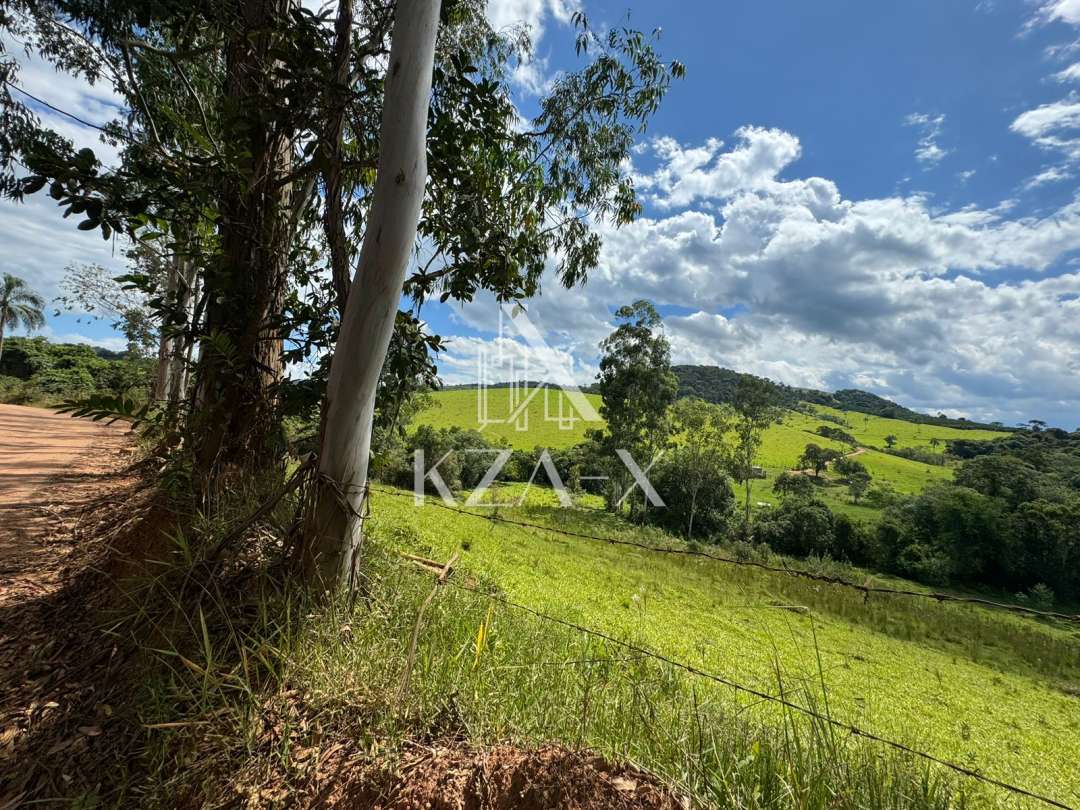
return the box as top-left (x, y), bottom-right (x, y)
top-left (373, 483), bottom-right (1080, 808)
top-left (398, 551), bottom-right (1076, 810)
top-left (371, 485), bottom-right (1080, 625)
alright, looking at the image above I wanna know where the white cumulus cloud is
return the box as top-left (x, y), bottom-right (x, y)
top-left (904, 113), bottom-right (950, 167)
top-left (463, 129), bottom-right (1080, 427)
top-left (635, 127), bottom-right (802, 209)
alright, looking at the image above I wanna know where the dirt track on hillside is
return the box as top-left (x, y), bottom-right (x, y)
top-left (0, 404), bottom-right (131, 605)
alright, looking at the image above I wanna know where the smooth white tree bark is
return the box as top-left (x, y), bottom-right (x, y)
top-left (300, 0), bottom-right (441, 591)
top-left (155, 252), bottom-right (198, 406)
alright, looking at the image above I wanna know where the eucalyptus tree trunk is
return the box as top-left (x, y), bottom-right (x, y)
top-left (191, 0), bottom-right (295, 480)
top-left (300, 0), bottom-right (441, 591)
top-left (155, 250), bottom-right (199, 406)
top-left (321, 0), bottom-right (355, 314)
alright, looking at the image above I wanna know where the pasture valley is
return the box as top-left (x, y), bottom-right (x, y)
top-left (4, 1), bottom-right (1080, 807)
top-left (389, 375), bottom-right (1080, 804)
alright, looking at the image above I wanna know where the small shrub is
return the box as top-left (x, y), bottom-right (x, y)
top-left (1027, 583), bottom-right (1055, 610)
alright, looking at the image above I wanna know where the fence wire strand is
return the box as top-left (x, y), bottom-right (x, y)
top-left (372, 484), bottom-right (1080, 624)
top-left (423, 567), bottom-right (1076, 810)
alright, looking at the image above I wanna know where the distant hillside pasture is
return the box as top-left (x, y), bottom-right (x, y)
top-left (414, 390), bottom-right (1007, 521)
top-left (801, 404), bottom-right (1009, 450)
top-left (373, 484), bottom-right (1080, 807)
top-left (414, 387), bottom-right (601, 449)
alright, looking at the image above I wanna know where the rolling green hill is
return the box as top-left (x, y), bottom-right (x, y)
top-left (412, 389), bottom-right (1009, 520)
top-left (414, 386), bottom-right (603, 449)
top-left (673, 365), bottom-right (1012, 432)
top-left (372, 483), bottom-right (1080, 806)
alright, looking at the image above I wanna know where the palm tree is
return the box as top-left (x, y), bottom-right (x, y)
top-left (0, 273), bottom-right (46, 364)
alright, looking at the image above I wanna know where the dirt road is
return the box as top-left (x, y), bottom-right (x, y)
top-left (0, 404), bottom-right (130, 602)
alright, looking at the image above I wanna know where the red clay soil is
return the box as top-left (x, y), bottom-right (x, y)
top-left (316, 742), bottom-right (687, 810)
top-left (0, 404), bottom-right (132, 607)
top-left (0, 404), bottom-right (138, 803)
top-left (0, 406), bottom-right (686, 808)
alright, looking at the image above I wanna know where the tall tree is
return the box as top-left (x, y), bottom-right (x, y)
top-left (189, 0), bottom-right (301, 477)
top-left (3, 0), bottom-right (682, 585)
top-left (57, 263), bottom-right (158, 357)
top-left (730, 375), bottom-right (780, 536)
top-left (668, 397), bottom-right (733, 539)
top-left (300, 0), bottom-right (443, 591)
top-left (0, 273), bottom-right (45, 363)
top-left (799, 443), bottom-right (833, 477)
top-left (773, 470), bottom-right (813, 500)
top-left (594, 300), bottom-right (678, 516)
top-left (298, 13), bottom-right (683, 590)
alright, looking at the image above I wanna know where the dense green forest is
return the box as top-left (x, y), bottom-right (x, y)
top-left (0, 336), bottom-right (152, 405)
top-left (673, 365), bottom-right (1014, 431)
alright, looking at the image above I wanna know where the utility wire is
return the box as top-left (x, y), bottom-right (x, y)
top-left (371, 485), bottom-right (1080, 624)
top-left (3, 79), bottom-right (132, 140)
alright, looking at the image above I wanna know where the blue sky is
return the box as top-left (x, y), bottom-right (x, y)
top-left (5, 0), bottom-right (1080, 425)
top-left (418, 0), bottom-right (1080, 427)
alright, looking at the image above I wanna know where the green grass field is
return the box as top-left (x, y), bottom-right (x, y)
top-left (414, 389), bottom-right (1009, 522)
top-left (414, 387), bottom-right (604, 449)
top-left (369, 484), bottom-right (1080, 807)
top-left (800, 404), bottom-right (1009, 449)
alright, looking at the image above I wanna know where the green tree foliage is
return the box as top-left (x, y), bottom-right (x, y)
top-left (2, 0), bottom-right (683, 490)
top-left (593, 300), bottom-right (678, 515)
top-left (755, 498), bottom-right (837, 558)
top-left (0, 336), bottom-right (151, 404)
top-left (816, 424), bottom-right (858, 447)
top-left (798, 443), bottom-right (841, 477)
top-left (671, 365), bottom-right (1009, 431)
top-left (56, 263), bottom-right (157, 357)
top-left (954, 454), bottom-right (1040, 507)
top-left (883, 445), bottom-right (948, 466)
top-left (832, 456), bottom-right (872, 503)
top-left (656, 398), bottom-right (735, 539)
top-left (400, 425), bottom-right (508, 493)
top-left (730, 376), bottom-right (781, 535)
top-left (648, 452), bottom-right (735, 540)
top-left (0, 273), bottom-right (45, 363)
top-left (847, 472), bottom-right (872, 503)
top-left (772, 470), bottom-right (814, 500)
top-left (750, 426), bottom-right (1080, 603)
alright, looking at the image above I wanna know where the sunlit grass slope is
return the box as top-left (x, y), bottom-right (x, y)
top-left (371, 484), bottom-right (1080, 807)
top-left (792, 404), bottom-right (1009, 450)
top-left (417, 390), bottom-right (1008, 459)
top-left (415, 390), bottom-right (1009, 520)
top-left (415, 387), bottom-right (602, 449)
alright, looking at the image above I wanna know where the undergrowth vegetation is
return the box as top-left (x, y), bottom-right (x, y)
top-left (121, 528), bottom-right (979, 809)
top-left (368, 485), bottom-right (1080, 805)
top-left (103, 479), bottom-right (1078, 808)
top-left (0, 337), bottom-right (151, 407)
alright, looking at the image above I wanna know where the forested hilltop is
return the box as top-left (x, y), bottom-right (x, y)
top-left (0, 336), bottom-right (151, 406)
top-left (672, 365), bottom-right (1014, 431)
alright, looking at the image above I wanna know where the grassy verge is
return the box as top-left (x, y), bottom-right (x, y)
top-left (128, 542), bottom-right (981, 809)
top-left (89, 473), bottom-right (1073, 808)
top-left (368, 484), bottom-right (1080, 806)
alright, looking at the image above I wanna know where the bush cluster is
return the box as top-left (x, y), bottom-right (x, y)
top-left (754, 435), bottom-right (1080, 604)
top-left (0, 337), bottom-right (151, 405)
